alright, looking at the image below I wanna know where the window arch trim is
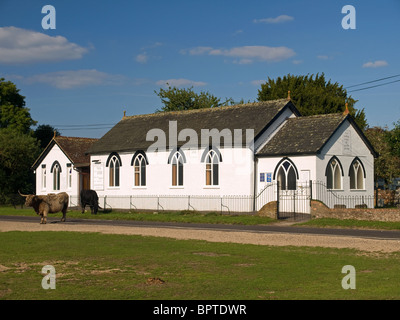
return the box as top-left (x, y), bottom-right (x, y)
top-left (130, 150), bottom-right (149, 166)
top-left (325, 156), bottom-right (344, 177)
top-left (167, 148), bottom-right (186, 164)
top-left (200, 146), bottom-right (222, 163)
top-left (348, 157), bottom-right (366, 178)
top-left (106, 152), bottom-right (122, 167)
top-left (50, 160), bottom-right (62, 173)
top-left (273, 157), bottom-right (299, 180)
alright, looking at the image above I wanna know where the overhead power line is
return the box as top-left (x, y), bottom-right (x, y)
top-left (346, 74), bottom-right (400, 89)
top-left (347, 79), bottom-right (400, 93)
top-left (52, 123), bottom-right (115, 128)
top-left (58, 126), bottom-right (114, 131)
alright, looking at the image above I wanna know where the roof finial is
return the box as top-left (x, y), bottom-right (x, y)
top-left (343, 103), bottom-right (350, 115)
top-left (287, 90), bottom-right (291, 101)
top-left (53, 130), bottom-right (57, 139)
top-left (123, 110), bottom-right (126, 119)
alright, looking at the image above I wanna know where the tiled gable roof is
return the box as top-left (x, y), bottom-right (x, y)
top-left (256, 113), bottom-right (370, 156)
top-left (31, 136), bottom-right (98, 170)
top-left (55, 136), bottom-right (98, 165)
top-left (87, 99), bottom-right (299, 154)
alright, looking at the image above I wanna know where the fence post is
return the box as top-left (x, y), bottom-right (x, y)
top-left (309, 180), bottom-right (313, 207)
top-left (276, 181), bottom-right (280, 219)
top-left (293, 188), bottom-right (296, 220)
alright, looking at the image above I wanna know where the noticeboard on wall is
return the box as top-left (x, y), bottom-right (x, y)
top-left (92, 161), bottom-right (104, 190)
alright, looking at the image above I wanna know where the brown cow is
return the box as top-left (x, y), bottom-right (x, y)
top-left (19, 191), bottom-right (69, 224)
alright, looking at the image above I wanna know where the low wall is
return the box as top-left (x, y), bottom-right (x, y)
top-left (311, 200), bottom-right (400, 222)
top-left (259, 200), bottom-right (400, 222)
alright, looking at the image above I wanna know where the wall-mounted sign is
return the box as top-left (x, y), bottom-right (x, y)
top-left (93, 162), bottom-right (104, 190)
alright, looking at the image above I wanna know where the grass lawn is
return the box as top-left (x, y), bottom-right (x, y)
top-left (297, 218), bottom-right (400, 230)
top-left (2, 206), bottom-right (400, 230)
top-left (0, 206), bottom-right (277, 225)
top-left (0, 231), bottom-right (399, 300)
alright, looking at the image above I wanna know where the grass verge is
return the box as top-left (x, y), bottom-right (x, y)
top-left (297, 218), bottom-right (400, 230)
top-left (0, 206), bottom-right (276, 225)
top-left (0, 231), bottom-right (399, 300)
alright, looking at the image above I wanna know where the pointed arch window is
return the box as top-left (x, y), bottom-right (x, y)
top-left (205, 150), bottom-right (219, 186)
top-left (41, 164), bottom-right (47, 190)
top-left (326, 157), bottom-right (343, 190)
top-left (171, 152), bottom-right (184, 186)
top-left (349, 158), bottom-right (365, 190)
top-left (106, 153), bottom-right (121, 187)
top-left (51, 161), bottom-right (61, 191)
top-left (67, 163), bottom-right (72, 189)
top-left (132, 152), bottom-right (147, 186)
top-left (275, 159), bottom-right (297, 190)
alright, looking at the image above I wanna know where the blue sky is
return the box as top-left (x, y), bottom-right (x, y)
top-left (1, 0), bottom-right (399, 138)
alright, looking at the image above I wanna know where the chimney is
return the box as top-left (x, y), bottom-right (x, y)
top-left (343, 103), bottom-right (350, 115)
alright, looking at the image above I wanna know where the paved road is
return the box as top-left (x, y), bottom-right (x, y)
top-left (1, 215), bottom-right (400, 240)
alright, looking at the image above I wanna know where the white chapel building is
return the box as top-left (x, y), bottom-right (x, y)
top-left (82, 98), bottom-right (377, 213)
top-left (32, 136), bottom-right (98, 204)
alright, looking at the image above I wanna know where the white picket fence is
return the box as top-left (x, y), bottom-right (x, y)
top-left (69, 194), bottom-right (255, 213)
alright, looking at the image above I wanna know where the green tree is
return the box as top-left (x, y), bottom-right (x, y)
top-left (34, 124), bottom-right (60, 150)
top-left (155, 85), bottom-right (233, 112)
top-left (0, 78), bottom-right (36, 134)
top-left (0, 78), bottom-right (40, 204)
top-left (387, 120), bottom-right (400, 158)
top-left (257, 73), bottom-right (368, 131)
top-left (0, 128), bottom-right (40, 204)
top-left (364, 126), bottom-right (400, 184)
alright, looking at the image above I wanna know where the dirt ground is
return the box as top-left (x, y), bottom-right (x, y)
top-left (1, 220), bottom-right (400, 253)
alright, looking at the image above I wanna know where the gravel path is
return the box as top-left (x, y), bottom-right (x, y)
top-left (1, 220), bottom-right (400, 253)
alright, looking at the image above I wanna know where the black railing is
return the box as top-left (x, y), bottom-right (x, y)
top-left (311, 181), bottom-right (374, 209)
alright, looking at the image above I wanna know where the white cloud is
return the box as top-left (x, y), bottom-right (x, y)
top-left (182, 45), bottom-right (295, 64)
top-left (23, 69), bottom-right (126, 89)
top-left (136, 42), bottom-right (163, 63)
top-left (317, 55), bottom-right (331, 60)
top-left (251, 80), bottom-right (266, 86)
top-left (232, 30), bottom-right (244, 36)
top-left (180, 46), bottom-right (214, 55)
top-left (292, 60), bottom-right (303, 65)
top-left (156, 78), bottom-right (207, 87)
top-left (136, 53), bottom-right (148, 64)
top-left (141, 42), bottom-right (162, 50)
top-left (362, 60), bottom-right (388, 68)
top-left (234, 58), bottom-right (253, 65)
top-left (253, 15), bottom-right (294, 24)
top-left (0, 26), bottom-right (88, 64)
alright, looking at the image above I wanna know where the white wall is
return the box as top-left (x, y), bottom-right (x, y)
top-left (35, 144), bottom-right (80, 199)
top-left (87, 118), bottom-right (375, 211)
top-left (316, 119), bottom-right (374, 201)
top-left (90, 147), bottom-right (255, 205)
top-left (256, 155), bottom-right (316, 195)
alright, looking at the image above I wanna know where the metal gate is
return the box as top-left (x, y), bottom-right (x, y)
top-left (255, 181), bottom-right (311, 221)
top-left (277, 181), bottom-right (311, 220)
